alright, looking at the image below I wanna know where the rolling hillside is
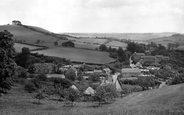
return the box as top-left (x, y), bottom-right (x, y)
top-left (0, 84), bottom-right (183, 115)
top-left (147, 34), bottom-right (184, 46)
top-left (0, 24), bottom-right (67, 45)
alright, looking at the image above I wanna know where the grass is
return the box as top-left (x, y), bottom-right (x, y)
top-left (0, 25), bottom-right (65, 43)
top-left (32, 47), bottom-right (115, 64)
top-left (75, 38), bottom-right (108, 44)
top-left (14, 43), bottom-right (41, 52)
top-left (0, 84), bottom-right (184, 115)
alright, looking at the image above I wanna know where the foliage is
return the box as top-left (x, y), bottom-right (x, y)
top-left (170, 74), bottom-right (184, 85)
top-left (35, 90), bottom-right (45, 104)
top-left (65, 70), bottom-right (77, 81)
top-left (62, 41), bottom-right (75, 47)
top-left (64, 88), bottom-right (80, 106)
top-left (36, 39), bottom-right (40, 44)
top-left (54, 41), bottom-right (58, 46)
top-left (89, 73), bottom-right (100, 82)
top-left (24, 80), bottom-right (36, 93)
top-left (94, 86), bottom-right (107, 106)
top-left (127, 42), bottom-right (145, 53)
top-left (95, 84), bottom-right (118, 106)
top-left (137, 76), bottom-right (156, 90)
top-left (121, 84), bottom-right (142, 95)
top-left (99, 44), bottom-right (107, 51)
top-left (0, 30), bottom-right (16, 92)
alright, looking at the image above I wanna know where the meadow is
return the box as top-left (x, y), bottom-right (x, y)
top-left (14, 43), bottom-right (41, 52)
top-left (0, 25), bottom-right (65, 44)
top-left (32, 47), bottom-right (115, 64)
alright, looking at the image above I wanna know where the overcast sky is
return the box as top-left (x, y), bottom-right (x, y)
top-left (0, 0), bottom-right (184, 33)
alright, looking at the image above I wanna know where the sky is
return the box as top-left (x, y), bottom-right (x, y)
top-left (0, 0), bottom-right (184, 33)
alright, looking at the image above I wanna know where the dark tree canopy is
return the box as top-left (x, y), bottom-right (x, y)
top-left (0, 30), bottom-right (16, 92)
top-left (99, 44), bottom-right (107, 51)
top-left (62, 41), bottom-right (75, 47)
top-left (127, 42), bottom-right (145, 53)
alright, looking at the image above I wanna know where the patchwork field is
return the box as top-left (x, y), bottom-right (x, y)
top-left (14, 43), bottom-right (41, 52)
top-left (32, 47), bottom-right (115, 64)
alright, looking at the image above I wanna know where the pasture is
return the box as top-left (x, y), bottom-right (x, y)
top-left (32, 47), bottom-right (115, 64)
top-left (75, 38), bottom-right (108, 44)
top-left (14, 43), bottom-right (41, 52)
top-left (0, 25), bottom-right (65, 44)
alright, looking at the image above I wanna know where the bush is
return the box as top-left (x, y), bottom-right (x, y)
top-left (24, 80), bottom-right (36, 93)
top-left (64, 88), bottom-right (80, 106)
top-left (65, 71), bottom-right (76, 81)
top-left (121, 84), bottom-right (142, 95)
top-left (89, 73), bottom-right (100, 82)
top-left (0, 80), bottom-right (11, 92)
top-left (170, 74), bottom-right (184, 85)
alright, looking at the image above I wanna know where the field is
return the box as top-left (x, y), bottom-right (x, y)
top-left (75, 38), bottom-right (108, 44)
top-left (63, 32), bottom-right (175, 40)
top-left (0, 25), bottom-right (66, 44)
top-left (14, 43), bottom-right (42, 52)
top-left (106, 40), bottom-right (127, 48)
top-left (0, 84), bottom-right (184, 115)
top-left (32, 47), bottom-right (115, 64)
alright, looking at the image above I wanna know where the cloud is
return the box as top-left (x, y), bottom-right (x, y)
top-left (0, 0), bottom-right (184, 33)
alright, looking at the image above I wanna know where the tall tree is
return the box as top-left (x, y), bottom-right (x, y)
top-left (0, 30), bottom-right (16, 92)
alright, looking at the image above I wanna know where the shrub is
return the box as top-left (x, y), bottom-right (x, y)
top-left (121, 84), bottom-right (142, 95)
top-left (94, 86), bottom-right (106, 106)
top-left (65, 71), bottom-right (76, 81)
top-left (102, 84), bottom-right (118, 99)
top-left (24, 80), bottom-right (36, 93)
top-left (34, 90), bottom-right (45, 104)
top-left (64, 88), bottom-right (80, 106)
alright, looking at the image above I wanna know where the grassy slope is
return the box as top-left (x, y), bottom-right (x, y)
top-left (147, 34), bottom-right (184, 46)
top-left (0, 84), bottom-right (184, 115)
top-left (0, 25), bottom-right (65, 44)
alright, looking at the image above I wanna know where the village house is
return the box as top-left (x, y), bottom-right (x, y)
top-left (121, 68), bottom-right (141, 78)
top-left (132, 52), bottom-right (145, 63)
top-left (66, 66), bottom-right (78, 77)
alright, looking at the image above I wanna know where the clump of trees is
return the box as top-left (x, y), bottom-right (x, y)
top-left (99, 44), bottom-right (107, 51)
top-left (62, 41), bottom-right (75, 47)
top-left (0, 30), bottom-right (16, 92)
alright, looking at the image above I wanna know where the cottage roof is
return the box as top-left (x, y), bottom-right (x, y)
top-left (70, 66), bottom-right (77, 72)
top-left (84, 87), bottom-right (96, 95)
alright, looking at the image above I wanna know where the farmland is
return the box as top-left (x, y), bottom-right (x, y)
top-left (14, 43), bottom-right (41, 52)
top-left (0, 25), bottom-right (66, 44)
top-left (32, 47), bottom-right (115, 64)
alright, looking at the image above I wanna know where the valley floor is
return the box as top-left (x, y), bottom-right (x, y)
top-left (0, 84), bottom-right (184, 115)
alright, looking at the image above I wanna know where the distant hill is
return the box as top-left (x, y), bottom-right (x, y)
top-left (61, 32), bottom-right (175, 41)
top-left (146, 34), bottom-right (184, 46)
top-left (0, 24), bottom-right (69, 45)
